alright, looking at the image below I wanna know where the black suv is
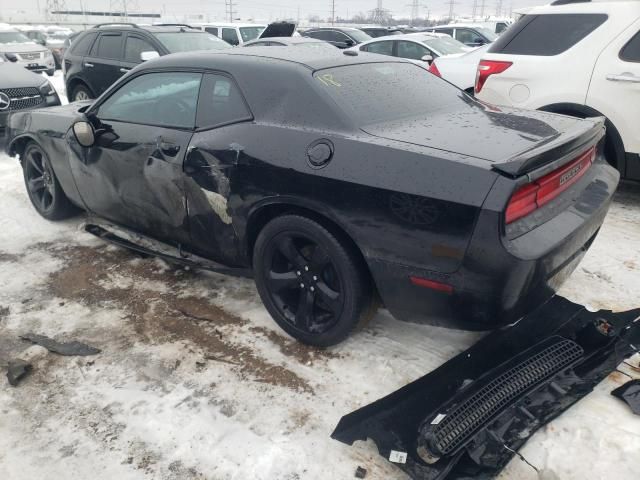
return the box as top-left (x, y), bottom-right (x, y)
top-left (301, 27), bottom-right (371, 49)
top-left (63, 23), bottom-right (231, 102)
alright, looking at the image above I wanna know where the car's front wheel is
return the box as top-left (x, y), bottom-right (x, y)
top-left (253, 214), bottom-right (374, 347)
top-left (71, 84), bottom-right (93, 102)
top-left (22, 141), bottom-right (77, 220)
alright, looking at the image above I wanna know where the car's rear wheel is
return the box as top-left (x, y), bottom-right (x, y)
top-left (71, 84), bottom-right (93, 102)
top-left (253, 215), bottom-right (373, 347)
top-left (22, 142), bottom-right (77, 220)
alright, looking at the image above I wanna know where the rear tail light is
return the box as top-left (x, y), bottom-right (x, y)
top-left (428, 61), bottom-right (441, 77)
top-left (505, 146), bottom-right (596, 224)
top-left (475, 60), bottom-right (512, 94)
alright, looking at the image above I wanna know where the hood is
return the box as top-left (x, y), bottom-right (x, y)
top-left (0, 63), bottom-right (47, 88)
top-left (362, 99), bottom-right (596, 172)
top-left (0, 42), bottom-right (48, 54)
top-left (259, 21), bottom-right (297, 39)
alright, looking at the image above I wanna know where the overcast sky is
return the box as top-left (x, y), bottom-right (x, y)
top-left (3, 0), bottom-right (544, 22)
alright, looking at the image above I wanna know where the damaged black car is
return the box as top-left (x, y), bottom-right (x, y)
top-left (5, 48), bottom-right (619, 346)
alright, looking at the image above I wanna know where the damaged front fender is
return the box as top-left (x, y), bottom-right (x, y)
top-left (332, 297), bottom-right (640, 479)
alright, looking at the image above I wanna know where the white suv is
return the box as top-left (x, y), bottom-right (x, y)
top-left (475, 0), bottom-right (640, 180)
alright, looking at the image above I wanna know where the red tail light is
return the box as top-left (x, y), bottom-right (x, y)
top-left (475, 60), bottom-right (512, 94)
top-left (428, 61), bottom-right (441, 77)
top-left (505, 147), bottom-right (596, 224)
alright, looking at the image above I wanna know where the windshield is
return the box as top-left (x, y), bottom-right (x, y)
top-left (475, 27), bottom-right (498, 41)
top-left (239, 27), bottom-right (265, 42)
top-left (0, 31), bottom-right (33, 44)
top-left (345, 29), bottom-right (372, 43)
top-left (421, 36), bottom-right (467, 55)
top-left (155, 32), bottom-right (232, 52)
top-left (48, 33), bottom-right (69, 40)
top-left (314, 63), bottom-right (463, 126)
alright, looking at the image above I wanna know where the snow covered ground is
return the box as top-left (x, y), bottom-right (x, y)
top-left (0, 73), bottom-right (639, 480)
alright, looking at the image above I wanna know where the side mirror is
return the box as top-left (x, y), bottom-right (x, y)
top-left (72, 121), bottom-right (95, 147)
top-left (421, 54), bottom-right (434, 63)
top-left (140, 51), bottom-right (160, 62)
top-left (344, 39), bottom-right (355, 47)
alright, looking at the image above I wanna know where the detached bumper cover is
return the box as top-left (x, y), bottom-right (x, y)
top-left (331, 296), bottom-right (640, 479)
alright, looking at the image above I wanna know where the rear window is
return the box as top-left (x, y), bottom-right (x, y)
top-left (154, 32), bottom-right (231, 52)
top-left (239, 27), bottom-right (264, 42)
top-left (314, 63), bottom-right (464, 126)
top-left (489, 14), bottom-right (607, 56)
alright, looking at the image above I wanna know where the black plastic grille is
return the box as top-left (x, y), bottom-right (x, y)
top-left (430, 338), bottom-right (583, 455)
top-left (0, 88), bottom-right (44, 111)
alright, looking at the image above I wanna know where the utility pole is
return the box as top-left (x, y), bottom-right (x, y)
top-left (495, 0), bottom-right (503, 17)
top-left (225, 0), bottom-right (237, 22)
top-left (409, 0), bottom-right (419, 25)
top-left (480, 0), bottom-right (486, 18)
top-left (445, 0), bottom-right (457, 21)
top-left (472, 0), bottom-right (478, 20)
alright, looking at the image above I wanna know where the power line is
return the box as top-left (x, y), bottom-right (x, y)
top-left (331, 0), bottom-right (335, 25)
top-left (445, 0), bottom-right (458, 20)
top-left (495, 0), bottom-right (503, 17)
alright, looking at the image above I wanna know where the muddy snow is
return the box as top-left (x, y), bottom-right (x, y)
top-left (0, 73), bottom-right (639, 480)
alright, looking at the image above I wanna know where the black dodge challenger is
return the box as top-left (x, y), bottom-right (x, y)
top-left (6, 48), bottom-right (619, 346)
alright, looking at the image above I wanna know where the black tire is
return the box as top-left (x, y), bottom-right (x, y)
top-left (71, 84), bottom-right (93, 102)
top-left (22, 141), bottom-right (78, 221)
top-left (253, 214), bottom-right (373, 347)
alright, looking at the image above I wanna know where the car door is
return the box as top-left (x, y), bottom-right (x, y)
top-left (588, 20), bottom-right (640, 178)
top-left (70, 71), bottom-right (202, 245)
top-left (84, 32), bottom-right (126, 96)
top-left (183, 72), bottom-right (254, 261)
top-left (120, 33), bottom-right (160, 72)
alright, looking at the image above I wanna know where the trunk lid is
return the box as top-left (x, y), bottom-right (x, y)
top-left (259, 21), bottom-right (297, 39)
top-left (363, 104), bottom-right (604, 177)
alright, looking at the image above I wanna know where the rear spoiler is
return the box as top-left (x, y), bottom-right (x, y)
top-left (492, 116), bottom-right (606, 178)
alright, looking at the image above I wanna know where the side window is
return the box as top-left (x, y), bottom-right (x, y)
top-left (222, 28), bottom-right (239, 45)
top-left (437, 28), bottom-right (454, 36)
top-left (92, 33), bottom-right (123, 59)
top-left (97, 72), bottom-right (202, 128)
top-left (362, 41), bottom-right (394, 56)
top-left (397, 41), bottom-right (429, 60)
top-left (304, 31), bottom-right (324, 40)
top-left (620, 30), bottom-right (640, 63)
top-left (327, 31), bottom-right (350, 43)
top-left (124, 35), bottom-right (157, 63)
top-left (204, 27), bottom-right (219, 37)
top-left (71, 32), bottom-right (97, 55)
top-left (489, 14), bottom-right (608, 56)
top-left (196, 74), bottom-right (252, 128)
top-left (456, 29), bottom-right (483, 45)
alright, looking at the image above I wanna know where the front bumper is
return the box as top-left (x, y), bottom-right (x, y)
top-left (370, 158), bottom-right (619, 330)
top-left (0, 93), bottom-right (61, 144)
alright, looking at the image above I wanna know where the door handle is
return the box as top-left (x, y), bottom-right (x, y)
top-left (606, 72), bottom-right (640, 83)
top-left (84, 62), bottom-right (94, 68)
top-left (119, 67), bottom-right (130, 73)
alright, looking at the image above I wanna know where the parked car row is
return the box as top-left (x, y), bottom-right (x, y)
top-left (0, 24), bottom-right (56, 75)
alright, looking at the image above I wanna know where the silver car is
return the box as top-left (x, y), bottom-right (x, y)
top-left (0, 27), bottom-right (55, 76)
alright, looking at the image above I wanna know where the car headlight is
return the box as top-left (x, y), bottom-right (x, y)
top-left (39, 80), bottom-right (56, 97)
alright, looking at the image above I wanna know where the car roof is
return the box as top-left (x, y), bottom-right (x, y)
top-left (195, 23), bottom-right (266, 28)
top-left (306, 27), bottom-right (363, 32)
top-left (88, 24), bottom-right (211, 34)
top-left (431, 24), bottom-right (486, 29)
top-left (360, 32), bottom-right (446, 42)
top-left (244, 36), bottom-right (326, 45)
top-left (142, 47), bottom-right (408, 72)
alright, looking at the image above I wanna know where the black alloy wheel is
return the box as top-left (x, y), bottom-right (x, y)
top-left (22, 142), bottom-right (77, 220)
top-left (254, 215), bottom-right (373, 347)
